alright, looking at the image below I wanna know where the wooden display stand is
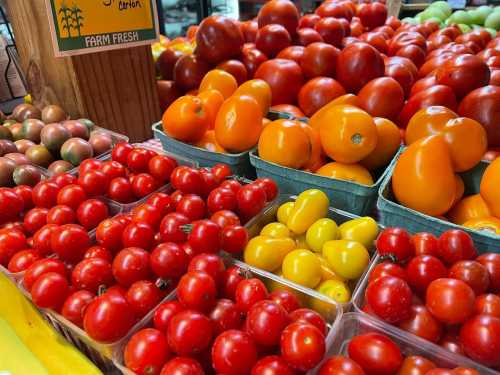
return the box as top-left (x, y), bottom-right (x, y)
top-left (6, 0), bottom-right (160, 141)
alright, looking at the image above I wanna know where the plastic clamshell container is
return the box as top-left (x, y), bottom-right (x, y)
top-left (242, 194), bottom-right (380, 311)
top-left (316, 312), bottom-right (500, 375)
top-left (249, 149), bottom-right (398, 216)
top-left (377, 151), bottom-right (499, 252)
top-left (152, 122), bottom-right (256, 178)
top-left (112, 257), bottom-right (342, 375)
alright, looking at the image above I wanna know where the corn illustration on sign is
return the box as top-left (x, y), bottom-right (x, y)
top-left (45, 0), bottom-right (159, 56)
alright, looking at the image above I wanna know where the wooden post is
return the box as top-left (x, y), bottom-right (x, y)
top-left (5, 0), bottom-right (160, 141)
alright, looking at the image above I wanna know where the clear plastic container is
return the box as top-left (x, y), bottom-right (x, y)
top-left (112, 257), bottom-right (342, 375)
top-left (241, 194), bottom-right (380, 312)
top-left (315, 312), bottom-right (500, 375)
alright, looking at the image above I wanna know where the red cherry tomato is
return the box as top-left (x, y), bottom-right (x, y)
top-left (170, 190), bottom-right (184, 206)
top-left (252, 355), bottom-right (295, 375)
top-left (32, 224), bottom-right (58, 256)
top-left (369, 262), bottom-right (407, 283)
top-left (222, 266), bottom-right (245, 300)
top-left (7, 249), bottom-right (40, 273)
top-left (405, 255), bottom-right (447, 294)
top-left (159, 213), bottom-right (190, 243)
top-left (207, 188), bottom-right (237, 214)
top-left (211, 330), bottom-right (258, 374)
top-left (176, 194), bottom-right (206, 221)
top-left (219, 179), bottom-right (242, 195)
top-left (84, 246), bottom-right (112, 263)
top-left (71, 258), bottom-right (114, 293)
top-left (477, 253), bottom-right (500, 293)
top-left (474, 294), bottom-right (500, 318)
top-left (124, 328), bottom-right (170, 375)
top-left (269, 289), bottom-right (301, 313)
top-left (57, 184), bottom-right (87, 210)
top-left (127, 148), bottom-right (156, 173)
top-left (153, 301), bottom-right (184, 332)
top-left (449, 260), bottom-right (490, 295)
top-left (0, 188), bottom-right (24, 222)
top-left (171, 166), bottom-right (204, 195)
top-left (220, 225), bottom-right (249, 254)
top-left (396, 355), bottom-right (437, 375)
top-left (235, 278), bottom-right (268, 312)
top-left (32, 181), bottom-right (60, 208)
top-left (96, 218), bottom-right (125, 252)
top-left (318, 355), bottom-right (366, 375)
top-left (78, 170), bottom-right (109, 197)
top-left (31, 272), bottom-right (70, 311)
top-left (24, 258), bottom-right (67, 291)
top-left (77, 199), bottom-right (109, 230)
top-left (188, 253), bottom-right (225, 287)
top-left (147, 192), bottom-right (174, 216)
top-left (132, 203), bottom-right (162, 229)
top-left (112, 247), bottom-right (151, 287)
top-left (460, 314), bottom-right (500, 367)
top-left (199, 169), bottom-right (218, 198)
top-left (132, 173), bottom-right (158, 198)
top-left (148, 155), bottom-right (177, 183)
top-left (50, 224), bottom-right (90, 263)
top-left (47, 205), bottom-right (76, 225)
top-left (210, 210), bottom-right (241, 229)
top-left (150, 242), bottom-right (189, 279)
top-left (376, 227), bottom-right (414, 263)
top-left (209, 298), bottom-right (244, 335)
top-left (426, 278), bottom-right (475, 324)
top-left (61, 290), bottom-right (94, 327)
top-left (160, 357), bottom-right (203, 375)
top-left (167, 310), bottom-right (213, 356)
top-left (112, 142), bottom-right (134, 165)
top-left (186, 220), bottom-right (221, 254)
top-left (398, 304), bottom-right (443, 343)
top-left (126, 280), bottom-right (163, 319)
top-left (211, 163), bottom-right (232, 184)
top-left (281, 322), bottom-right (325, 371)
top-left (437, 230), bottom-right (477, 265)
top-left (51, 173), bottom-right (77, 188)
top-left (253, 178), bottom-right (278, 201)
top-left (366, 275), bottom-right (412, 323)
top-left (99, 160), bottom-right (127, 181)
top-left (237, 183), bottom-right (267, 221)
top-left (108, 177), bottom-right (134, 203)
top-left (289, 308), bottom-right (327, 336)
top-left (23, 208), bottom-right (48, 234)
top-left (122, 222), bottom-right (155, 250)
top-left (413, 232), bottom-right (439, 256)
top-left (177, 271), bottom-right (217, 312)
top-left (12, 185), bottom-right (33, 210)
top-left (246, 300), bottom-right (289, 346)
top-left (79, 159), bottom-right (103, 175)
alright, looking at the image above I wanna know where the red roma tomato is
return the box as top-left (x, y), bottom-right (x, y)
top-left (413, 232), bottom-right (439, 257)
top-left (299, 14), bottom-right (320, 29)
top-left (254, 58), bottom-right (304, 105)
top-left (126, 280), bottom-right (163, 319)
top-left (47, 205), bottom-right (76, 225)
top-left (276, 45), bottom-right (305, 65)
top-left (269, 289), bottom-right (301, 313)
top-left (348, 333), bottom-right (402, 375)
top-left (71, 258), bottom-right (113, 293)
top-left (437, 230), bottom-right (477, 265)
top-left (167, 309), bottom-right (213, 356)
top-left (188, 253), bottom-right (225, 287)
top-left (84, 246), bottom-right (112, 263)
top-left (23, 208), bottom-right (48, 234)
top-left (57, 184), bottom-right (87, 210)
top-left (358, 77), bottom-right (404, 121)
top-left (211, 210), bottom-right (241, 229)
top-left (237, 183), bottom-right (267, 221)
top-left (61, 290), bottom-right (94, 327)
top-left (51, 224), bottom-right (90, 263)
top-left (212, 329), bottom-right (258, 374)
top-left (252, 355), bottom-right (295, 375)
top-left (8, 249), bottom-right (40, 273)
top-left (477, 253), bottom-right (500, 293)
top-left (366, 276), bottom-right (412, 323)
top-left (159, 212), bottom-right (190, 243)
top-left (176, 194), bottom-right (206, 221)
top-left (474, 294), bottom-right (500, 318)
top-left (78, 170), bottom-right (108, 197)
top-left (398, 304), bottom-right (443, 343)
top-left (315, 17), bottom-right (345, 47)
top-left (177, 271), bottom-right (216, 312)
top-left (153, 301), bottom-right (184, 332)
top-left (247, 300), bottom-right (289, 346)
top-left (127, 148), bottom-right (155, 173)
top-left (108, 177), bottom-right (134, 203)
top-left (148, 155), bottom-right (177, 183)
top-left (160, 357), bottom-right (203, 375)
top-left (209, 298), bottom-right (244, 335)
top-left (32, 181), bottom-right (60, 208)
top-left (84, 291), bottom-right (136, 342)
top-left (460, 315), bottom-right (500, 367)
top-left (357, 2), bottom-right (387, 29)
top-left (77, 199), bottom-right (109, 230)
top-left (99, 160), bottom-right (126, 181)
top-left (256, 24), bottom-right (291, 58)
top-left (187, 220), bottom-right (221, 254)
top-left (147, 192), bottom-right (174, 216)
top-left (112, 247), bottom-right (151, 287)
top-left (289, 308), bottom-right (327, 335)
top-left (32, 224), bottom-right (58, 256)
top-left (124, 328), bottom-right (170, 375)
top-left (318, 355), bottom-right (366, 375)
top-left (384, 59), bottom-right (416, 98)
top-left (281, 322), bottom-right (325, 371)
top-left (171, 167), bottom-right (203, 195)
top-left (369, 262), bottom-right (407, 283)
top-left (298, 77), bottom-right (346, 117)
top-left (300, 42), bottom-right (339, 79)
top-left (23, 258), bottom-right (66, 291)
top-left (426, 278), bottom-right (475, 324)
top-left (151, 242), bottom-right (189, 279)
top-left (122, 222), bottom-right (155, 250)
top-left (448, 260), bottom-right (490, 295)
top-left (397, 355), bottom-right (436, 375)
top-left (50, 173), bottom-right (77, 188)
top-left (12, 185), bottom-right (33, 210)
top-left (31, 272), bottom-right (69, 310)
top-left (217, 59), bottom-right (249, 85)
top-left (240, 47), bottom-right (268, 77)
top-left (211, 163), bottom-right (232, 183)
top-left (376, 227), bottom-right (414, 263)
top-left (132, 204), bottom-right (162, 229)
top-left (222, 266), bottom-right (245, 300)
top-left (79, 159), bottom-right (103, 175)
top-left (96, 218), bottom-right (125, 252)
top-left (207, 188), bottom-right (237, 214)
top-left (0, 229), bottom-right (26, 266)
top-left (220, 225), bottom-right (248, 254)
top-left (131, 173), bottom-right (158, 198)
top-left (235, 278), bottom-right (268, 312)
top-left (257, 0), bottom-right (299, 36)
top-left (405, 255), bottom-right (447, 294)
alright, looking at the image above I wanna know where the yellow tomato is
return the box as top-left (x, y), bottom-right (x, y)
top-left (282, 249), bottom-right (322, 289)
top-left (287, 189), bottom-right (329, 234)
top-left (463, 217), bottom-right (500, 235)
top-left (316, 279), bottom-right (351, 303)
top-left (316, 254), bottom-right (345, 282)
top-left (316, 162), bottom-right (374, 185)
top-left (306, 218), bottom-right (339, 253)
top-left (277, 202), bottom-right (295, 225)
top-left (244, 236), bottom-right (296, 272)
top-left (322, 240), bottom-right (370, 280)
top-left (260, 222), bottom-right (290, 238)
top-left (338, 217), bottom-right (379, 250)
top-left (293, 233), bottom-right (310, 250)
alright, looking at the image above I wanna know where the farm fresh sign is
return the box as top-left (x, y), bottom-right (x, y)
top-left (44, 0), bottom-right (159, 56)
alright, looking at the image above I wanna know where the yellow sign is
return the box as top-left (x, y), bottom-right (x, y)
top-left (45, 0), bottom-right (159, 57)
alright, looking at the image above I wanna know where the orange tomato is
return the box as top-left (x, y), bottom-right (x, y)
top-left (197, 89), bottom-right (224, 129)
top-left (258, 119), bottom-right (311, 169)
top-left (316, 162), bottom-right (374, 185)
top-left (199, 69), bottom-right (238, 99)
top-left (360, 117), bottom-right (401, 170)
top-left (319, 105), bottom-right (378, 164)
top-left (162, 95), bottom-right (209, 143)
top-left (214, 95), bottom-right (262, 153)
top-left (392, 135), bottom-right (456, 216)
top-left (194, 130), bottom-right (226, 153)
top-left (234, 79), bottom-right (272, 116)
top-left (454, 174), bottom-right (465, 206)
top-left (309, 94), bottom-right (361, 131)
top-left (270, 104), bottom-right (305, 118)
top-left (463, 217), bottom-right (500, 235)
top-left (187, 89), bottom-right (199, 96)
top-left (298, 122), bottom-right (322, 172)
top-left (447, 194), bottom-right (491, 225)
top-left (405, 106), bottom-right (458, 144)
top-left (262, 118), bottom-right (271, 127)
top-left (480, 157), bottom-right (500, 218)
